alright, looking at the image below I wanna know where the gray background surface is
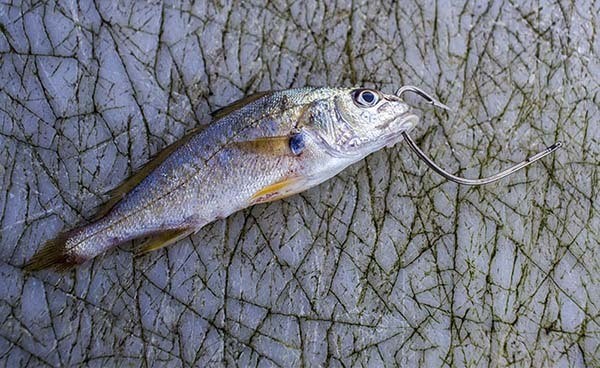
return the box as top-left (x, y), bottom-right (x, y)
top-left (1, 0), bottom-right (599, 367)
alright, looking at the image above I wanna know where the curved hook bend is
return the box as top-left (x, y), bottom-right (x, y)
top-left (402, 132), bottom-right (562, 186)
top-left (396, 85), bottom-right (451, 111)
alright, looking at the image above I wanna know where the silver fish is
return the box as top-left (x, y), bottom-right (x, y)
top-left (26, 86), bottom-right (560, 270)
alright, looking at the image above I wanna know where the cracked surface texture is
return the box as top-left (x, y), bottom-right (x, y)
top-left (1, 0), bottom-right (599, 366)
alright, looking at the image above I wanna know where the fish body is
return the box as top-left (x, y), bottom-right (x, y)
top-left (27, 87), bottom-right (417, 269)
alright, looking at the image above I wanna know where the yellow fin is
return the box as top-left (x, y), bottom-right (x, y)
top-left (231, 136), bottom-right (293, 156)
top-left (93, 128), bottom-right (201, 220)
top-left (211, 91), bottom-right (271, 120)
top-left (251, 177), bottom-right (302, 204)
top-left (136, 228), bottom-right (194, 255)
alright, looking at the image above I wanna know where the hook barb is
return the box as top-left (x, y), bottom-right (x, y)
top-left (402, 132), bottom-right (562, 186)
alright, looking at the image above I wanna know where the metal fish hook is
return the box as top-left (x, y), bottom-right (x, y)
top-left (396, 86), bottom-right (562, 186)
top-left (396, 85), bottom-right (452, 111)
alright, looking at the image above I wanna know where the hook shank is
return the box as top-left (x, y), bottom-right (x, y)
top-left (402, 132), bottom-right (562, 186)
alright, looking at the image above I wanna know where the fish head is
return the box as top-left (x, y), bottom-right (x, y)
top-left (304, 87), bottom-right (419, 158)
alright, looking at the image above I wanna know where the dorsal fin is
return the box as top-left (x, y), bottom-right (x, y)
top-left (93, 91), bottom-right (274, 220)
top-left (92, 127), bottom-right (201, 220)
top-left (210, 91), bottom-right (272, 120)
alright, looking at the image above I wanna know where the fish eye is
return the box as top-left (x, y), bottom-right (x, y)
top-left (353, 89), bottom-right (380, 107)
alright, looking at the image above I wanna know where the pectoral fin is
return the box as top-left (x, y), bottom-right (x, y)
top-left (136, 228), bottom-right (195, 255)
top-left (231, 136), bottom-right (293, 156)
top-left (231, 132), bottom-right (305, 156)
top-left (251, 177), bottom-right (303, 204)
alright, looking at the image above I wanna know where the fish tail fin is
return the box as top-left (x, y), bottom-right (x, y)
top-left (24, 230), bottom-right (84, 272)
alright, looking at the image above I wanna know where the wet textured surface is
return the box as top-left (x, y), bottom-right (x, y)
top-left (0, 1), bottom-right (599, 366)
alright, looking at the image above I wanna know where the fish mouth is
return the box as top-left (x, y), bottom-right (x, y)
top-left (327, 113), bottom-right (419, 158)
top-left (379, 113), bottom-right (419, 149)
top-left (313, 111), bottom-right (419, 159)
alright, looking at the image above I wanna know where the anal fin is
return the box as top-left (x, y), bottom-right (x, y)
top-left (136, 228), bottom-right (194, 255)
